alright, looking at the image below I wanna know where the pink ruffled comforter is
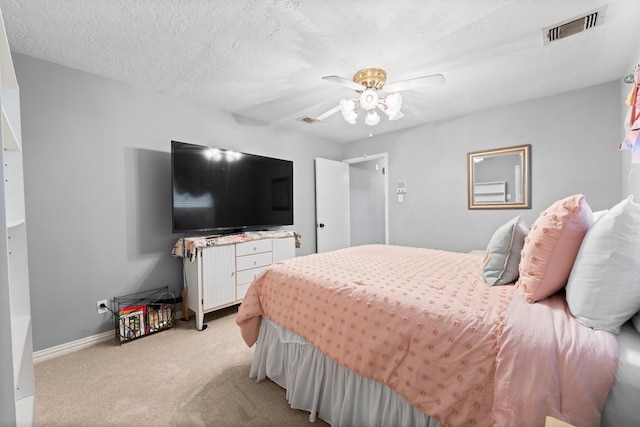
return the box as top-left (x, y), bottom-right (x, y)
top-left (236, 245), bottom-right (618, 427)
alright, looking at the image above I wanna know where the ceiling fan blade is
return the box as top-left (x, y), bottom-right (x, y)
top-left (297, 104), bottom-right (342, 123)
top-left (322, 75), bottom-right (365, 91)
top-left (316, 104), bottom-right (342, 121)
top-left (383, 73), bottom-right (445, 92)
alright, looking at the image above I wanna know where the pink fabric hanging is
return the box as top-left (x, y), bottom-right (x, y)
top-left (620, 66), bottom-right (640, 163)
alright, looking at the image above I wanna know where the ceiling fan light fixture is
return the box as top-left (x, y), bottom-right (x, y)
top-left (318, 68), bottom-right (443, 127)
top-left (385, 92), bottom-right (402, 112)
top-left (340, 98), bottom-right (358, 124)
top-left (360, 88), bottom-right (379, 111)
top-left (382, 92), bottom-right (402, 120)
top-left (365, 110), bottom-right (381, 126)
top-left (384, 108), bottom-right (399, 120)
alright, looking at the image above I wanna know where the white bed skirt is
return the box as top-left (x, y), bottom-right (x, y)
top-left (250, 318), bottom-right (443, 427)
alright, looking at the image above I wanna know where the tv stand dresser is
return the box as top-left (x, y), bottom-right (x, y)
top-left (173, 231), bottom-right (296, 330)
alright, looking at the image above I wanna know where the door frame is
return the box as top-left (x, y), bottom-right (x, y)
top-left (343, 153), bottom-right (389, 245)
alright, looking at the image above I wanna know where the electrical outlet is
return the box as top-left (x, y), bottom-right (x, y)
top-left (96, 299), bottom-right (108, 315)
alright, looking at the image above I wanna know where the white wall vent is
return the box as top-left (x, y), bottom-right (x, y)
top-left (543, 6), bottom-right (607, 45)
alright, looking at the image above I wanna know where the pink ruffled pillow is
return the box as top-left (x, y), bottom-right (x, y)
top-left (517, 194), bottom-right (593, 303)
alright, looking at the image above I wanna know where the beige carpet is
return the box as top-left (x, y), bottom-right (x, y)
top-left (34, 306), bottom-right (329, 426)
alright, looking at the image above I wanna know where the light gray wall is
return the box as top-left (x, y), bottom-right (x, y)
top-left (14, 53), bottom-right (342, 351)
top-left (342, 81), bottom-right (622, 253)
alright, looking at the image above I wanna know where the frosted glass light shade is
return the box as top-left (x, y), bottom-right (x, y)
top-left (340, 99), bottom-right (358, 124)
top-left (385, 92), bottom-right (402, 112)
top-left (385, 108), bottom-right (399, 120)
top-left (360, 88), bottom-right (379, 110)
top-left (365, 110), bottom-right (380, 126)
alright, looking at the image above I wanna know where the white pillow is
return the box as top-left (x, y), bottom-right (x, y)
top-left (592, 209), bottom-right (608, 222)
top-left (481, 216), bottom-right (528, 286)
top-left (566, 196), bottom-right (640, 334)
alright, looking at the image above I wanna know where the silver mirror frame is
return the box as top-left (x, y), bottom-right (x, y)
top-left (467, 144), bottom-right (531, 210)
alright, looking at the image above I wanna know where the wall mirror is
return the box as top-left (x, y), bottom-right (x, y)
top-left (467, 144), bottom-right (531, 209)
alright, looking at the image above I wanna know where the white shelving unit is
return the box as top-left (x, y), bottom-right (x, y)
top-left (0, 7), bottom-right (35, 426)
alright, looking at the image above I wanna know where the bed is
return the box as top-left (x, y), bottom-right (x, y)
top-left (236, 195), bottom-right (640, 427)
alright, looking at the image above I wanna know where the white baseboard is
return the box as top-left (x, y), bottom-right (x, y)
top-left (33, 330), bottom-right (114, 364)
top-left (33, 310), bottom-right (183, 364)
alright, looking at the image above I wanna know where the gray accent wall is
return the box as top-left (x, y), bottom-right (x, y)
top-left (14, 53), bottom-right (342, 351)
top-left (342, 81), bottom-right (623, 253)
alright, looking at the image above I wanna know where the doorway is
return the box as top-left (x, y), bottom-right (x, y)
top-left (315, 154), bottom-right (388, 253)
top-left (345, 153), bottom-right (389, 246)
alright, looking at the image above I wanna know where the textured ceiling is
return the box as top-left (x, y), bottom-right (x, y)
top-left (1, 0), bottom-right (640, 143)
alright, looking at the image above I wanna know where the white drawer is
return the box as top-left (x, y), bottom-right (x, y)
top-left (236, 251), bottom-right (272, 271)
top-left (236, 239), bottom-right (272, 256)
top-left (236, 265), bottom-right (269, 286)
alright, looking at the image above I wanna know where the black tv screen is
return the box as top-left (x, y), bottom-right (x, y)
top-left (171, 140), bottom-right (293, 233)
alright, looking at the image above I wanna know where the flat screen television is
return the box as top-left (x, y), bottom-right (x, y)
top-left (171, 140), bottom-right (293, 234)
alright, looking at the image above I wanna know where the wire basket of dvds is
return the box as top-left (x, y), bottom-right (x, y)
top-left (146, 303), bottom-right (175, 334)
top-left (113, 286), bottom-right (177, 343)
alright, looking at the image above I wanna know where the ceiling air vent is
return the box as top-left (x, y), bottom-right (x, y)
top-left (543, 6), bottom-right (607, 45)
top-left (297, 116), bottom-right (320, 124)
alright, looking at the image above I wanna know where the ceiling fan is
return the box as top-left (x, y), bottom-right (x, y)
top-left (299, 68), bottom-right (445, 126)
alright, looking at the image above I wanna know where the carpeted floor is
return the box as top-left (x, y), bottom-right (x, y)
top-left (34, 306), bottom-right (329, 426)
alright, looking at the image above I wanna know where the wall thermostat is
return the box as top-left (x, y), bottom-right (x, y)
top-left (397, 180), bottom-right (407, 194)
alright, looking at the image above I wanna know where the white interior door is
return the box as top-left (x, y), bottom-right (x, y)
top-left (315, 158), bottom-right (350, 253)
